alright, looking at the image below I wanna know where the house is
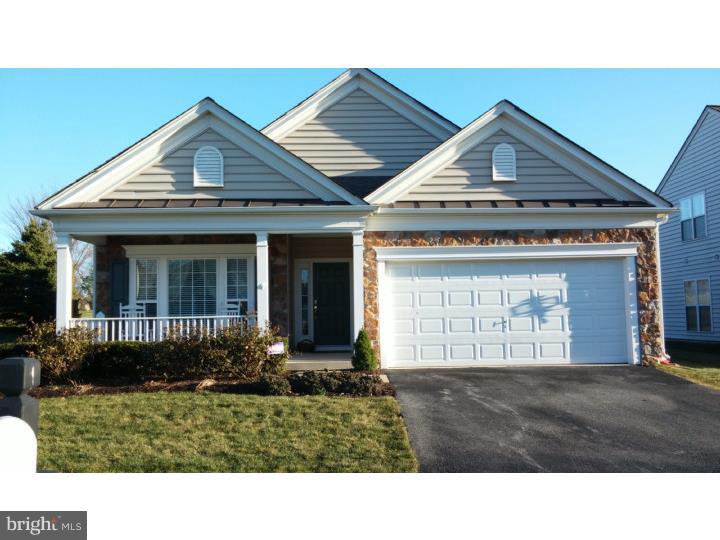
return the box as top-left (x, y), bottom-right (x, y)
top-left (656, 106), bottom-right (720, 343)
top-left (33, 69), bottom-right (672, 368)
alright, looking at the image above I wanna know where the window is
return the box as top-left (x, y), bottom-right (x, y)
top-left (684, 279), bottom-right (712, 332)
top-left (300, 268), bottom-right (310, 336)
top-left (193, 146), bottom-right (224, 187)
top-left (168, 259), bottom-right (217, 316)
top-left (135, 259), bottom-right (158, 316)
top-left (492, 143), bottom-right (516, 181)
top-left (679, 192), bottom-right (706, 241)
top-left (226, 258), bottom-right (250, 314)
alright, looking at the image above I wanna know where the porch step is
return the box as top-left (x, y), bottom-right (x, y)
top-left (288, 352), bottom-right (352, 371)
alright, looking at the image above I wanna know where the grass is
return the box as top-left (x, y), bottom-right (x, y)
top-left (656, 344), bottom-right (720, 391)
top-left (38, 392), bottom-right (417, 473)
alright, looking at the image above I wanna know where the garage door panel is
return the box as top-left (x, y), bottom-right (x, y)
top-left (384, 258), bottom-right (630, 367)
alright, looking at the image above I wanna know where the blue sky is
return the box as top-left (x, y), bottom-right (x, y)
top-left (1, 68), bottom-right (718, 249)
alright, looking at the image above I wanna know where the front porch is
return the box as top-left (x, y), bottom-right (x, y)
top-left (57, 232), bottom-right (365, 349)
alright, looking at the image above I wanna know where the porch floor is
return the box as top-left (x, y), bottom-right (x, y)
top-left (288, 352), bottom-right (352, 371)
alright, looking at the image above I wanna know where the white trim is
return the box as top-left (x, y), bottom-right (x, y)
top-left (123, 244), bottom-right (255, 257)
top-left (374, 243), bottom-right (640, 262)
top-left (38, 99), bottom-right (365, 209)
top-left (126, 246), bottom-right (256, 318)
top-left (262, 68), bottom-right (459, 142)
top-left (624, 256), bottom-right (642, 365)
top-left (366, 100), bottom-right (670, 208)
top-left (367, 207), bottom-right (671, 231)
top-left (376, 259), bottom-right (390, 368)
top-left (41, 208), bottom-right (373, 237)
top-left (193, 145), bottom-right (224, 188)
top-left (352, 230), bottom-right (364, 340)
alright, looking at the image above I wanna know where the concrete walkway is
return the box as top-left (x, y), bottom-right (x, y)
top-left (288, 352), bottom-right (352, 371)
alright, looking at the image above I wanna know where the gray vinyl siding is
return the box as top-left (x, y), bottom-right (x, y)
top-left (658, 109), bottom-right (720, 341)
top-left (278, 89), bottom-right (442, 178)
top-left (106, 129), bottom-right (318, 200)
top-left (399, 131), bottom-right (612, 201)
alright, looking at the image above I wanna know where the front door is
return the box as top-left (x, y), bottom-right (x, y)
top-left (312, 262), bottom-right (351, 346)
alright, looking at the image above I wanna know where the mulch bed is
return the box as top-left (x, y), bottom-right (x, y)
top-left (28, 374), bottom-right (394, 398)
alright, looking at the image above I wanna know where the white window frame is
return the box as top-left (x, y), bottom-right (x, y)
top-left (193, 146), bottom-right (224, 188)
top-left (679, 191), bottom-right (707, 241)
top-left (125, 244), bottom-right (255, 317)
top-left (684, 278), bottom-right (713, 333)
top-left (492, 143), bottom-right (517, 182)
top-left (131, 258), bottom-right (159, 316)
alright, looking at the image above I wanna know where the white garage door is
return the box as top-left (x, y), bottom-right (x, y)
top-left (383, 258), bottom-right (630, 367)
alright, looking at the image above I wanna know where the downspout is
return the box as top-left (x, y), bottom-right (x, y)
top-left (655, 218), bottom-right (670, 363)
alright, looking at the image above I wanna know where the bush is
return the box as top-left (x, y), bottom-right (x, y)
top-left (351, 328), bottom-right (377, 371)
top-left (17, 320), bottom-right (290, 385)
top-left (256, 373), bottom-right (292, 396)
top-left (0, 341), bottom-right (27, 359)
top-left (21, 321), bottom-right (95, 384)
top-left (82, 341), bottom-right (155, 382)
top-left (288, 370), bottom-right (384, 396)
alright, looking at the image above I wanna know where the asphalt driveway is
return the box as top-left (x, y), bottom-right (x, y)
top-left (389, 366), bottom-right (720, 472)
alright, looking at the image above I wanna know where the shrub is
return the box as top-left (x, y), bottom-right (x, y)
top-left (21, 321), bottom-right (95, 384)
top-left (351, 328), bottom-right (377, 371)
top-left (289, 371), bottom-right (327, 395)
top-left (0, 341), bottom-right (27, 359)
top-left (217, 322), bottom-right (288, 379)
top-left (256, 373), bottom-right (292, 396)
top-left (288, 370), bottom-right (385, 396)
top-left (82, 341), bottom-right (155, 382)
top-left (17, 319), bottom-right (290, 385)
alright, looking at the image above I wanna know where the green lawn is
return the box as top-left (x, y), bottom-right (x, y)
top-left (38, 393), bottom-right (417, 473)
top-left (657, 346), bottom-right (720, 391)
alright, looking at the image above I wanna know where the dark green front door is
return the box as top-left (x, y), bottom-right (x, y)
top-left (313, 262), bottom-right (351, 346)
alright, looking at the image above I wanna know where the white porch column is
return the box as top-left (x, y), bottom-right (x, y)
top-left (352, 230), bottom-right (365, 340)
top-left (55, 233), bottom-right (73, 332)
top-left (256, 232), bottom-right (270, 328)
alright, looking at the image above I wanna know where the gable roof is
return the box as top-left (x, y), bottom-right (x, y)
top-left (366, 100), bottom-right (671, 208)
top-left (656, 105), bottom-right (720, 194)
top-left (36, 98), bottom-right (366, 211)
top-left (261, 68), bottom-right (460, 142)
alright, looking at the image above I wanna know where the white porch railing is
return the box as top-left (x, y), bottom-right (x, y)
top-left (68, 315), bottom-right (257, 342)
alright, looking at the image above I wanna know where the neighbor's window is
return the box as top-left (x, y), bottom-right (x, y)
top-left (679, 192), bottom-right (706, 241)
top-left (492, 143), bottom-right (516, 181)
top-left (135, 258), bottom-right (158, 316)
top-left (684, 279), bottom-right (712, 332)
top-left (226, 258), bottom-right (249, 314)
top-left (193, 146), bottom-right (224, 187)
top-left (168, 259), bottom-right (217, 316)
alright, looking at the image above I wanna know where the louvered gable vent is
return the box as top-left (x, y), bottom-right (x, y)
top-left (492, 143), bottom-right (516, 181)
top-left (194, 146), bottom-right (224, 187)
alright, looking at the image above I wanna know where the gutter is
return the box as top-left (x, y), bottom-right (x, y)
top-left (32, 205), bottom-right (378, 218)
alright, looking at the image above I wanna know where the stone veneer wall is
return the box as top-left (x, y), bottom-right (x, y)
top-left (94, 234), bottom-right (256, 316)
top-left (363, 228), bottom-right (662, 367)
top-left (269, 235), bottom-right (290, 336)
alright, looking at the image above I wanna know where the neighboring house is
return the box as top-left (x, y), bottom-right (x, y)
top-left (34, 68), bottom-right (672, 368)
top-left (657, 106), bottom-right (720, 343)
